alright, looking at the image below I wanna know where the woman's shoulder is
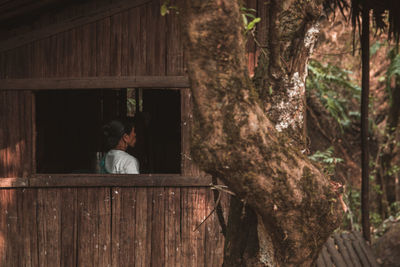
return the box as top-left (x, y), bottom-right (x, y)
top-left (110, 150), bottom-right (138, 164)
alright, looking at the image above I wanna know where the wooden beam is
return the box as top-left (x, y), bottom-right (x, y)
top-left (29, 174), bottom-right (212, 187)
top-left (0, 76), bottom-right (190, 90)
top-left (0, 0), bottom-right (151, 52)
top-left (0, 178), bottom-right (29, 187)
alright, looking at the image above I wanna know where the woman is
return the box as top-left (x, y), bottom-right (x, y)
top-left (102, 120), bottom-right (139, 174)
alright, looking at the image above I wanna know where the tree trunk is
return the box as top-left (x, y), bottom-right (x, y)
top-left (179, 0), bottom-right (342, 266)
top-left (380, 80), bottom-right (400, 209)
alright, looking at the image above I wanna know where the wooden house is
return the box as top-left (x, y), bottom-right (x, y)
top-left (0, 0), bottom-right (252, 265)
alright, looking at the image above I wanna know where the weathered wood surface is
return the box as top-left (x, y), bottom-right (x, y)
top-left (0, 0), bottom-right (151, 53)
top-left (316, 232), bottom-right (379, 267)
top-left (0, 187), bottom-right (229, 267)
top-left (29, 174), bottom-right (212, 187)
top-left (0, 76), bottom-right (190, 90)
top-left (0, 1), bottom-right (260, 267)
top-left (0, 91), bottom-right (33, 178)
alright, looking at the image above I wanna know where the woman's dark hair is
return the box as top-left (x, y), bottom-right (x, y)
top-left (103, 119), bottom-right (135, 150)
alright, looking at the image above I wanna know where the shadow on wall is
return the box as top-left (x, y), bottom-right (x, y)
top-left (0, 91), bottom-right (32, 178)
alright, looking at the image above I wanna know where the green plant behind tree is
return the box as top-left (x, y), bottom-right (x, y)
top-left (306, 59), bottom-right (361, 132)
top-left (309, 146), bottom-right (343, 176)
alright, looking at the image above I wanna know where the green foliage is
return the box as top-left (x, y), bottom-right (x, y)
top-left (386, 49), bottom-right (400, 104)
top-left (240, 7), bottom-right (260, 34)
top-left (160, 0), bottom-right (178, 16)
top-left (370, 41), bottom-right (384, 57)
top-left (309, 146), bottom-right (343, 176)
top-left (306, 59), bottom-right (361, 132)
top-left (373, 201), bottom-right (400, 239)
top-left (342, 187), bottom-right (361, 231)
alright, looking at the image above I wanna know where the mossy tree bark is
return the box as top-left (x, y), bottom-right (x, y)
top-left (379, 80), bottom-right (400, 211)
top-left (179, 0), bottom-right (342, 266)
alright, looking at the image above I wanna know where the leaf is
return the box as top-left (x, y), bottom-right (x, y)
top-left (246, 17), bottom-right (261, 31)
top-left (242, 14), bottom-right (248, 27)
top-left (244, 13), bottom-right (256, 19)
top-left (161, 3), bottom-right (169, 16)
top-left (370, 41), bottom-right (383, 57)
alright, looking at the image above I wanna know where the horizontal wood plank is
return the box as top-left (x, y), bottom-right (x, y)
top-left (0, 0), bottom-right (151, 53)
top-left (0, 178), bottom-right (29, 187)
top-left (0, 76), bottom-right (190, 90)
top-left (29, 174), bottom-right (212, 187)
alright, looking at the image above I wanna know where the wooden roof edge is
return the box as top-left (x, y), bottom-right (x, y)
top-left (0, 0), bottom-right (151, 53)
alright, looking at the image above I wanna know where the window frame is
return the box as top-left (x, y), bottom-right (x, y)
top-left (0, 76), bottom-right (211, 188)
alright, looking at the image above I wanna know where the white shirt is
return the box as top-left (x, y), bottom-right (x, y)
top-left (104, 150), bottom-right (139, 174)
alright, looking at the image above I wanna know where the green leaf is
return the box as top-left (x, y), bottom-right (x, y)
top-left (370, 41), bottom-right (383, 57)
top-left (161, 3), bottom-right (169, 16)
top-left (246, 17), bottom-right (261, 31)
top-left (242, 14), bottom-right (248, 27)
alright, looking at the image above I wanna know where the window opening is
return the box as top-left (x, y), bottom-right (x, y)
top-left (35, 89), bottom-right (181, 174)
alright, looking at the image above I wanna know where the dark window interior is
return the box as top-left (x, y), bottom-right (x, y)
top-left (36, 89), bottom-right (181, 174)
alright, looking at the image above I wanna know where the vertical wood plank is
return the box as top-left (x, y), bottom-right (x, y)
top-left (37, 189), bottom-right (61, 267)
top-left (71, 28), bottom-right (82, 77)
top-left (149, 0), bottom-right (166, 76)
top-left (181, 90), bottom-right (203, 176)
top-left (120, 10), bottom-right (130, 76)
top-left (46, 35), bottom-right (58, 78)
top-left (134, 187), bottom-right (152, 267)
top-left (166, 0), bottom-right (184, 76)
top-left (164, 188), bottom-right (182, 267)
top-left (0, 91), bottom-right (32, 178)
top-left (110, 13), bottom-right (122, 77)
top-left (5, 189), bottom-right (21, 267)
top-left (97, 17), bottom-right (111, 76)
top-left (60, 188), bottom-right (77, 267)
top-left (64, 30), bottom-right (73, 78)
top-left (111, 187), bottom-right (122, 267)
top-left (181, 188), bottom-right (207, 267)
top-left (21, 91), bottom-right (33, 178)
top-left (151, 187), bottom-right (165, 266)
top-left (0, 190), bottom-right (8, 265)
top-left (81, 22), bottom-right (97, 77)
top-left (55, 32), bottom-right (66, 78)
top-left (138, 4), bottom-right (148, 75)
top-left (111, 187), bottom-right (137, 267)
top-left (77, 188), bottom-right (111, 267)
top-left (20, 189), bottom-right (39, 267)
top-left (127, 6), bottom-right (142, 76)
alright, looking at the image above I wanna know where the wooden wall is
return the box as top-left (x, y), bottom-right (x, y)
top-left (0, 0), bottom-right (271, 265)
top-left (0, 187), bottom-right (228, 266)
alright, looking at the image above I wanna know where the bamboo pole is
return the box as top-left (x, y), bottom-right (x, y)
top-left (361, 4), bottom-right (371, 242)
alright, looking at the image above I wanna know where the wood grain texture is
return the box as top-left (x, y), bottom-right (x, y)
top-left (151, 187), bottom-right (166, 266)
top-left (0, 1), bottom-right (231, 266)
top-left (76, 188), bottom-right (111, 267)
top-left (37, 189), bottom-right (61, 267)
top-left (333, 232), bottom-right (355, 267)
top-left (0, 91), bottom-right (32, 178)
top-left (0, 76), bottom-right (190, 90)
top-left (166, 0), bottom-right (184, 76)
top-left (134, 187), bottom-right (152, 267)
top-left (29, 174), bottom-right (212, 187)
top-left (164, 188), bottom-right (182, 267)
top-left (60, 188), bottom-right (77, 267)
top-left (111, 187), bottom-right (137, 267)
top-left (0, 0), bottom-right (151, 53)
top-left (181, 188), bottom-right (207, 267)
